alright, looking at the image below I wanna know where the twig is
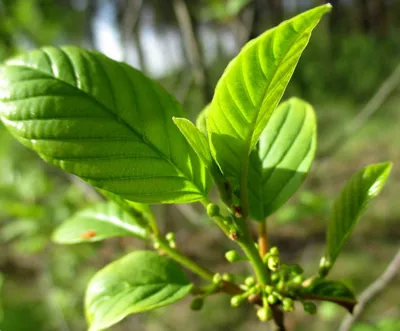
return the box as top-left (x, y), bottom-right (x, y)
top-left (339, 248), bottom-right (400, 331)
top-left (258, 221), bottom-right (268, 258)
top-left (271, 305), bottom-right (286, 331)
top-left (319, 62), bottom-right (400, 159)
top-left (173, 0), bottom-right (213, 103)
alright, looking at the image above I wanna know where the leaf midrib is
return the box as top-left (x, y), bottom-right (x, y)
top-left (4, 62), bottom-right (202, 192)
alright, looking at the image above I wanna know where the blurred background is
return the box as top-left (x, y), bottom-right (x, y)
top-left (0, 0), bottom-right (399, 330)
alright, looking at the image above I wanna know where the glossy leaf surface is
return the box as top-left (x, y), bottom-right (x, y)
top-left (248, 98), bottom-right (317, 220)
top-left (0, 46), bottom-right (210, 203)
top-left (207, 5), bottom-right (330, 192)
top-left (324, 162), bottom-right (392, 268)
top-left (85, 251), bottom-right (192, 331)
top-left (52, 201), bottom-right (149, 243)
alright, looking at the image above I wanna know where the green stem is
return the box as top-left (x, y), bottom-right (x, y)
top-left (147, 212), bottom-right (160, 237)
top-left (155, 237), bottom-right (214, 282)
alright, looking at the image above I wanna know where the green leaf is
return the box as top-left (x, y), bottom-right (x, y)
top-left (195, 104), bottom-right (210, 137)
top-left (302, 280), bottom-right (356, 313)
top-left (0, 46), bottom-right (210, 204)
top-left (173, 117), bottom-right (212, 168)
top-left (52, 201), bottom-right (149, 244)
top-left (323, 162), bottom-right (392, 271)
top-left (248, 98), bottom-right (317, 220)
top-left (85, 251), bottom-right (193, 331)
top-left (207, 5), bottom-right (331, 197)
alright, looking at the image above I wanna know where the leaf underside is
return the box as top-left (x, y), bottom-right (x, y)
top-left (85, 251), bottom-right (192, 331)
top-left (0, 46), bottom-right (210, 204)
top-left (248, 97), bottom-right (316, 221)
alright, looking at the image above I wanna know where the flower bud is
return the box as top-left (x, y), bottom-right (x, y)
top-left (302, 301), bottom-right (317, 315)
top-left (267, 294), bottom-right (278, 305)
top-left (206, 203), bottom-right (220, 217)
top-left (318, 257), bottom-right (332, 277)
top-left (190, 297), bottom-right (204, 311)
top-left (269, 246), bottom-right (279, 255)
top-left (257, 306), bottom-right (272, 322)
top-left (225, 250), bottom-right (242, 263)
top-left (282, 298), bottom-right (295, 312)
top-left (264, 285), bottom-right (273, 294)
top-left (165, 232), bottom-right (175, 242)
top-left (222, 273), bottom-right (234, 282)
top-left (212, 273), bottom-right (222, 285)
top-left (231, 295), bottom-right (244, 307)
top-left (244, 276), bottom-right (255, 287)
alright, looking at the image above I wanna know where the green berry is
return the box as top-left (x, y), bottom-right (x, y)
top-left (190, 298), bottom-right (204, 311)
top-left (291, 275), bottom-right (304, 284)
top-left (206, 203), bottom-right (220, 217)
top-left (282, 298), bottom-right (295, 312)
top-left (302, 301), bottom-right (317, 315)
top-left (244, 276), bottom-right (255, 287)
top-left (225, 250), bottom-right (242, 263)
top-left (271, 273), bottom-right (280, 283)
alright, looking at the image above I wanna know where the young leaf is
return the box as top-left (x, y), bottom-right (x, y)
top-left (52, 201), bottom-right (149, 244)
top-left (248, 98), bottom-right (317, 221)
top-left (173, 117), bottom-right (212, 168)
top-left (207, 5), bottom-right (331, 196)
top-left (0, 46), bottom-right (210, 204)
top-left (322, 162), bottom-right (392, 272)
top-left (301, 280), bottom-right (357, 313)
top-left (85, 251), bottom-right (193, 331)
top-left (195, 104), bottom-right (210, 136)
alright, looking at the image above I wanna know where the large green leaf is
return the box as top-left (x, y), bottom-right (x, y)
top-left (248, 98), bottom-right (317, 220)
top-left (0, 46), bottom-right (210, 204)
top-left (52, 201), bottom-right (149, 243)
top-left (85, 251), bottom-right (193, 331)
top-left (207, 5), bottom-right (330, 199)
top-left (322, 162), bottom-right (392, 272)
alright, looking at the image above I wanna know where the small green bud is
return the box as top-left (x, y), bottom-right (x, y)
top-left (231, 295), bottom-right (244, 307)
top-left (271, 273), bottom-right (280, 283)
top-left (225, 250), bottom-right (242, 263)
top-left (248, 286), bottom-right (259, 295)
top-left (257, 306), bottom-right (272, 322)
top-left (244, 276), bottom-right (255, 287)
top-left (264, 285), bottom-right (273, 294)
top-left (206, 203), bottom-right (220, 217)
top-left (267, 255), bottom-right (280, 272)
top-left (291, 275), bottom-right (304, 284)
top-left (267, 294), bottom-right (278, 305)
top-left (165, 232), bottom-right (175, 241)
top-left (318, 257), bottom-right (332, 277)
top-left (212, 273), bottom-right (222, 285)
top-left (153, 242), bottom-right (161, 250)
top-left (276, 280), bottom-right (285, 291)
top-left (222, 273), bottom-right (234, 282)
top-left (302, 301), bottom-right (317, 315)
top-left (263, 252), bottom-right (271, 263)
top-left (190, 297), bottom-right (204, 311)
top-left (282, 298), bottom-right (295, 312)
top-left (269, 246), bottom-right (279, 255)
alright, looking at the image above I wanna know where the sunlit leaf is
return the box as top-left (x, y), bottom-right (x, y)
top-left (52, 201), bottom-right (149, 243)
top-left (322, 162), bottom-right (392, 273)
top-left (248, 98), bottom-right (317, 220)
top-left (85, 251), bottom-right (193, 331)
top-left (0, 46), bottom-right (210, 204)
top-left (207, 5), bottom-right (331, 201)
